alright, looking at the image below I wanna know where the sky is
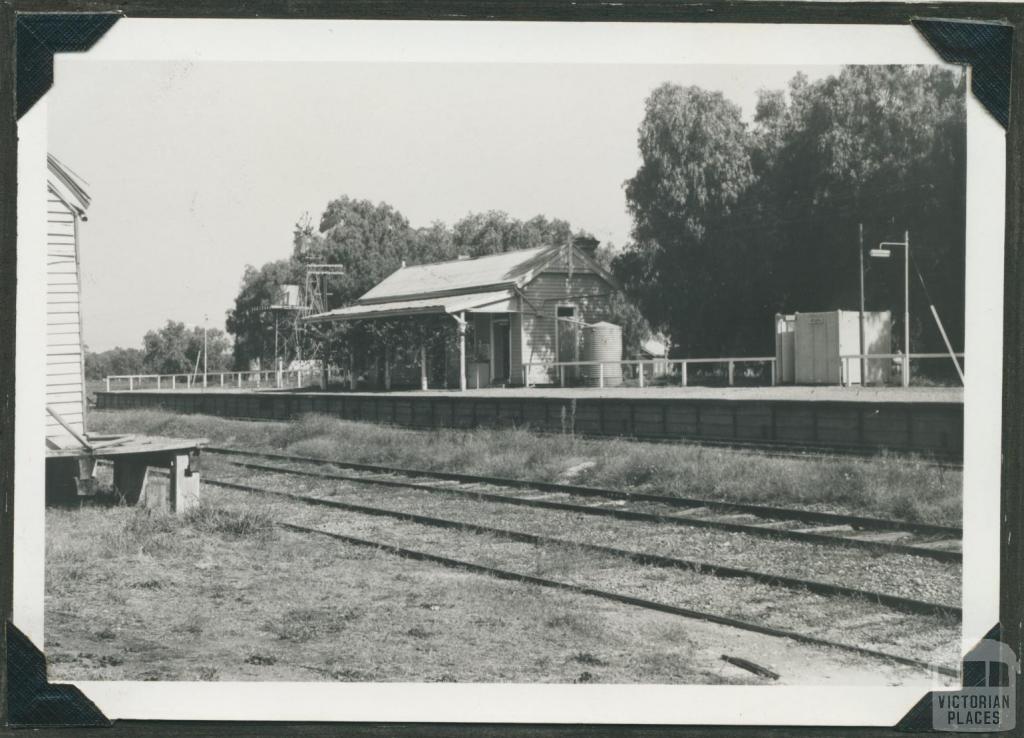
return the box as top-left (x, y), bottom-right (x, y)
top-left (48, 60), bottom-right (839, 351)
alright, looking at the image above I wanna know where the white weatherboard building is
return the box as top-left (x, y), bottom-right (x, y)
top-left (45, 154), bottom-right (91, 447)
top-left (306, 240), bottom-right (624, 389)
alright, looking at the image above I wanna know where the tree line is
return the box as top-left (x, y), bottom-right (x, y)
top-left (84, 321), bottom-right (232, 379)
top-left (616, 65), bottom-right (967, 357)
top-left (89, 64), bottom-right (966, 377)
top-left (226, 208), bottom-right (650, 370)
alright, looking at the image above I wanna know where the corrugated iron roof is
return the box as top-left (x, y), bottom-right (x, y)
top-left (304, 243), bottom-right (621, 325)
top-left (359, 246), bottom-right (556, 303)
top-left (305, 289), bottom-right (517, 323)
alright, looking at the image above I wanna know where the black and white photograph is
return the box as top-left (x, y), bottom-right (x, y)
top-left (8, 17), bottom-right (1010, 726)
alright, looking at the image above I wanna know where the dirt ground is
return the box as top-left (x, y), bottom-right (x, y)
top-left (45, 485), bottom-right (957, 686)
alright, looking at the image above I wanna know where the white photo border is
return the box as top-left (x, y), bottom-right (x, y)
top-left (14, 18), bottom-right (1005, 725)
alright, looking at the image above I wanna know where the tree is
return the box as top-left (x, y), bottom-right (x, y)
top-left (752, 66), bottom-right (967, 352)
top-left (592, 243), bottom-right (653, 358)
top-left (142, 320), bottom-right (232, 375)
top-left (301, 196), bottom-right (420, 305)
top-left (451, 211), bottom-right (574, 257)
top-left (620, 84), bottom-right (755, 355)
top-left (225, 258), bottom-right (305, 369)
top-left (413, 221), bottom-right (457, 264)
top-left (616, 67), bottom-right (966, 357)
top-left (83, 346), bottom-right (145, 379)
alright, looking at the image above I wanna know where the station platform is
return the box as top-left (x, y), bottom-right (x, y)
top-left (96, 384), bottom-right (964, 459)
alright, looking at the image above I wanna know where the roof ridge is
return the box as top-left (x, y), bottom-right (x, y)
top-left (398, 243), bottom-right (554, 270)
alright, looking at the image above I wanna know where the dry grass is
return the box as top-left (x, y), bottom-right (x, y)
top-left (45, 501), bottom-right (755, 684)
top-left (91, 409), bottom-right (961, 525)
top-left (184, 503), bottom-right (275, 541)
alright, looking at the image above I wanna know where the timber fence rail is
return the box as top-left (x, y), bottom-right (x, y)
top-left (522, 356), bottom-right (778, 389)
top-left (839, 353), bottom-right (966, 387)
top-left (105, 367), bottom-right (319, 392)
top-left (523, 352), bottom-right (966, 390)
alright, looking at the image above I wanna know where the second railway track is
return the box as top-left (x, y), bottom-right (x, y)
top-left (206, 446), bottom-right (962, 562)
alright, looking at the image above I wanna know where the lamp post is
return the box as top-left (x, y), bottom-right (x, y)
top-left (203, 313), bottom-right (208, 389)
top-left (869, 230), bottom-right (910, 388)
top-left (858, 223), bottom-right (865, 385)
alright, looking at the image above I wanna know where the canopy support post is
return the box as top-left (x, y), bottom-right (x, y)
top-left (455, 313), bottom-right (467, 392)
top-left (420, 343), bottom-right (428, 391)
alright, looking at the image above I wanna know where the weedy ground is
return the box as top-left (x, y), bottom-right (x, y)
top-left (47, 502), bottom-right (761, 684)
top-left (46, 493), bottom-right (954, 685)
top-left (90, 409), bottom-right (962, 525)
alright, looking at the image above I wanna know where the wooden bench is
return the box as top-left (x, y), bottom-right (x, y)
top-left (46, 435), bottom-right (207, 513)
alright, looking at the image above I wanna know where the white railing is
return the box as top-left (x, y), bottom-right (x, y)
top-left (105, 368), bottom-right (320, 392)
top-left (522, 357), bottom-right (777, 389)
top-left (839, 353), bottom-right (965, 387)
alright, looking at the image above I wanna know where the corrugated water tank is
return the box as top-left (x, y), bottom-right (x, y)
top-left (582, 321), bottom-right (623, 386)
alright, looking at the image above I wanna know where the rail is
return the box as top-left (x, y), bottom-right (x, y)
top-left (522, 357), bottom-right (777, 389)
top-left (838, 353), bottom-right (966, 387)
top-left (105, 368), bottom-right (317, 392)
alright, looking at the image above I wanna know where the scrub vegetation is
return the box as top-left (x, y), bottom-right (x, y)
top-left (90, 409), bottom-right (961, 526)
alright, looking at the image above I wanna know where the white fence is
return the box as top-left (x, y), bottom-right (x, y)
top-left (105, 368), bottom-right (318, 392)
top-left (105, 353), bottom-right (965, 393)
top-left (839, 353), bottom-right (965, 387)
top-left (522, 357), bottom-right (778, 389)
top-left (523, 352), bottom-right (966, 389)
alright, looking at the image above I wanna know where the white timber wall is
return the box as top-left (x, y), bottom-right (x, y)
top-left (519, 260), bottom-right (614, 385)
top-left (45, 190), bottom-right (86, 441)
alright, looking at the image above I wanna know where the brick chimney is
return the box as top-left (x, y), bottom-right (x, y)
top-left (572, 235), bottom-right (600, 255)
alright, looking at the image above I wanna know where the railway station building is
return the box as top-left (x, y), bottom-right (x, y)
top-left (304, 238), bottom-right (624, 390)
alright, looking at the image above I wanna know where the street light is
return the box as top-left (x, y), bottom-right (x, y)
top-left (870, 231), bottom-right (910, 388)
top-left (203, 313), bottom-right (208, 389)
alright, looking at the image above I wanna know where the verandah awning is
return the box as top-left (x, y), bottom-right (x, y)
top-left (303, 289), bottom-right (518, 324)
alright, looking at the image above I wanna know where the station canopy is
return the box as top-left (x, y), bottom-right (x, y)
top-left (303, 288), bottom-right (519, 323)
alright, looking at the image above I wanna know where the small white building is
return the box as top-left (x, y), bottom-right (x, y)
top-left (775, 310), bottom-right (893, 385)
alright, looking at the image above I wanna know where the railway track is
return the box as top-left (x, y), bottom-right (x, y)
top-left (205, 475), bottom-right (959, 620)
top-left (281, 522), bottom-right (957, 678)
top-left (192, 474), bottom-right (960, 677)
top-left (205, 447), bottom-right (962, 562)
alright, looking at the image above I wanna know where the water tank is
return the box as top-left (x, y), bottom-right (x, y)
top-left (582, 322), bottom-right (623, 387)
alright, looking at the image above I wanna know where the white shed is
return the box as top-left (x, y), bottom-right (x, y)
top-left (776, 310), bottom-right (892, 385)
top-left (45, 154), bottom-right (90, 447)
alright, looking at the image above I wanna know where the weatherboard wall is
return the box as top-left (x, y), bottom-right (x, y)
top-left (45, 192), bottom-right (86, 441)
top-left (520, 269), bottom-right (615, 386)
